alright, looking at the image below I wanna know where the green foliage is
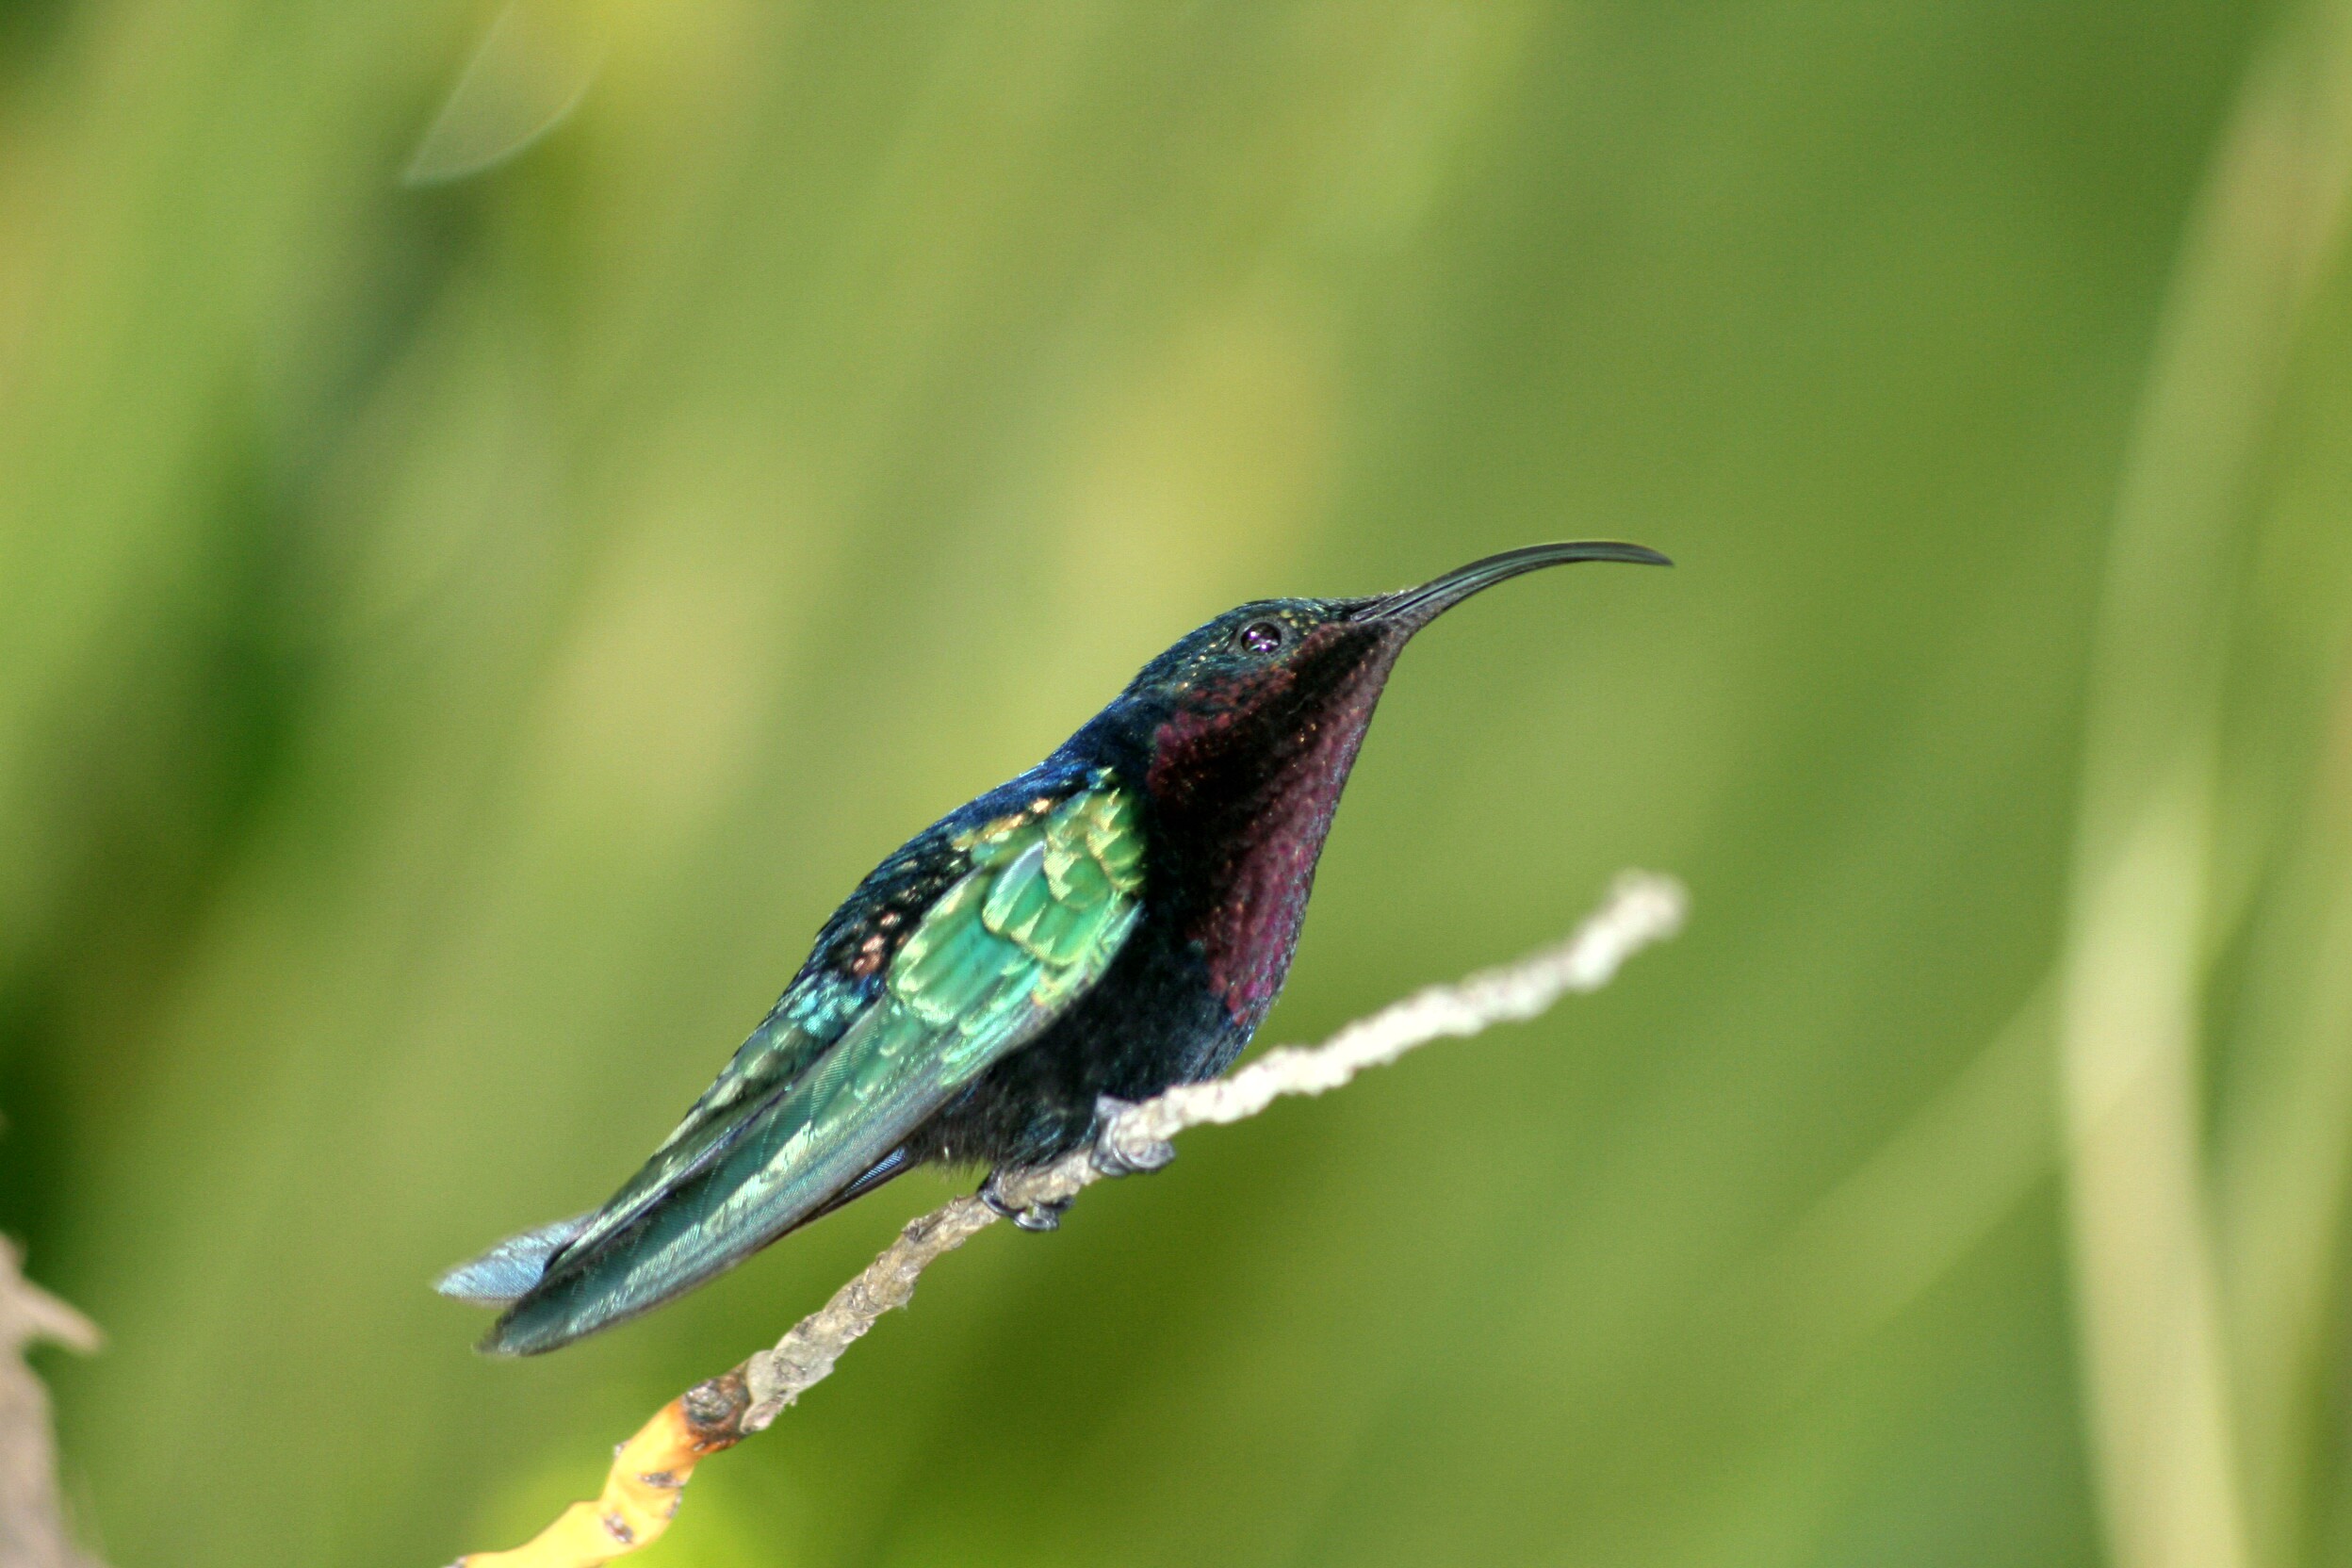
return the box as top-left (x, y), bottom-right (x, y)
top-left (1, 1), bottom-right (2348, 1565)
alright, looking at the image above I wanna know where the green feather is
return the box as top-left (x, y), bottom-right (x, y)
top-left (503, 776), bottom-right (1148, 1346)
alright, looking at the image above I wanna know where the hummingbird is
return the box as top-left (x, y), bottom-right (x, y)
top-left (440, 541), bottom-right (1669, 1354)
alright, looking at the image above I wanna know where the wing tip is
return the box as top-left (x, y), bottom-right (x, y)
top-left (474, 1273), bottom-right (651, 1357)
top-left (474, 1313), bottom-right (561, 1357)
top-left (468, 1148), bottom-right (924, 1355)
top-left (434, 1211), bottom-right (594, 1309)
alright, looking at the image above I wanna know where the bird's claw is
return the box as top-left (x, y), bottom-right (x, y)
top-left (978, 1098), bottom-right (1173, 1228)
top-left (1012, 1200), bottom-right (1069, 1233)
top-left (979, 1170), bottom-right (1070, 1232)
top-left (1092, 1096), bottom-right (1176, 1178)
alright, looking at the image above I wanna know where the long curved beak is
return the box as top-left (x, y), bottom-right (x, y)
top-left (1355, 540), bottom-right (1672, 629)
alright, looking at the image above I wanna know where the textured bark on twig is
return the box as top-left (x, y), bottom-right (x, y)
top-left (451, 871), bottom-right (1687, 1568)
top-left (0, 1237), bottom-right (104, 1568)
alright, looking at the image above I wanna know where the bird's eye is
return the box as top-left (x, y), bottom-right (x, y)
top-left (1236, 620), bottom-right (1286, 655)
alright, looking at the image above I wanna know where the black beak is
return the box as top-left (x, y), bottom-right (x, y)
top-left (1355, 541), bottom-right (1672, 629)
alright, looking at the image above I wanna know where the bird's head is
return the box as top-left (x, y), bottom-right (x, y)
top-left (1063, 539), bottom-right (1667, 1021)
top-left (1102, 541), bottom-right (1671, 822)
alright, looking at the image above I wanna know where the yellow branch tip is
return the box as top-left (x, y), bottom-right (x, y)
top-left (455, 1398), bottom-right (727, 1567)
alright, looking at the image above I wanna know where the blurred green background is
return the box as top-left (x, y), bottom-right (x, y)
top-left (6, 0), bottom-right (2352, 1564)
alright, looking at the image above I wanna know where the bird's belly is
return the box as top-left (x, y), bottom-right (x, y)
top-left (906, 915), bottom-right (1243, 1169)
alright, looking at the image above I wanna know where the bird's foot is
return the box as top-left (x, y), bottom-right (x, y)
top-left (979, 1170), bottom-right (1070, 1232)
top-left (1092, 1096), bottom-right (1176, 1178)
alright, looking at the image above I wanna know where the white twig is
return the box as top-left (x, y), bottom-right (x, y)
top-left (1, 1237), bottom-right (106, 1568)
top-left (454, 873), bottom-right (1686, 1566)
top-left (736, 870), bottom-right (1685, 1429)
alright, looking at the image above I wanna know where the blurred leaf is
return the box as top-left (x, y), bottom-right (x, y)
top-left (2055, 5), bottom-right (2352, 1568)
top-left (405, 0), bottom-right (612, 185)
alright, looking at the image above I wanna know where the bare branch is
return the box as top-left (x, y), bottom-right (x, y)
top-left (1, 1237), bottom-right (106, 1568)
top-left (452, 871), bottom-right (1686, 1568)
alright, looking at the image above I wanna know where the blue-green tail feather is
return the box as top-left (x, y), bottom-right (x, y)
top-left (460, 774), bottom-right (1144, 1355)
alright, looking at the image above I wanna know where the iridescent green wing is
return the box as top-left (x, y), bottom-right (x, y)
top-left (489, 778), bottom-right (1144, 1351)
top-left (435, 974), bottom-right (865, 1308)
top-left (524, 973), bottom-right (868, 1275)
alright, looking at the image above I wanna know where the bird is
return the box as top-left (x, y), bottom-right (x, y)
top-left (439, 540), bottom-right (1670, 1354)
